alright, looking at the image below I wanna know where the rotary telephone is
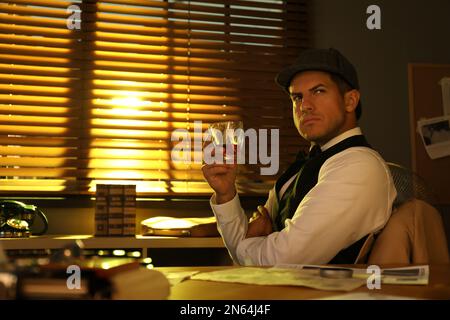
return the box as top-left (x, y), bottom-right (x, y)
top-left (0, 200), bottom-right (48, 238)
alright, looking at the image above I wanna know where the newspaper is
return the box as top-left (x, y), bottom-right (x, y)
top-left (275, 264), bottom-right (429, 285)
top-left (190, 267), bottom-right (366, 292)
top-left (380, 265), bottom-right (429, 285)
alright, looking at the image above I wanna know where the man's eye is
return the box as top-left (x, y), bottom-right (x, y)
top-left (292, 96), bottom-right (302, 103)
top-left (314, 88), bottom-right (324, 94)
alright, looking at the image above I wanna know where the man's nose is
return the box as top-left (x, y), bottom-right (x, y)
top-left (299, 95), bottom-right (313, 113)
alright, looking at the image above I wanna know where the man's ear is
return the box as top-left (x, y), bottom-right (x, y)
top-left (344, 89), bottom-right (360, 113)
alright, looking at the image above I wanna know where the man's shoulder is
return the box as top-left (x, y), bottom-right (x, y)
top-left (324, 146), bottom-right (389, 171)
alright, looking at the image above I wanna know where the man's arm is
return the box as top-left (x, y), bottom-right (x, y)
top-left (210, 187), bottom-right (278, 264)
top-left (234, 148), bottom-right (397, 266)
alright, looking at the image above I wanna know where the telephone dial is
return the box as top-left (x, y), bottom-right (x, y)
top-left (0, 200), bottom-right (48, 238)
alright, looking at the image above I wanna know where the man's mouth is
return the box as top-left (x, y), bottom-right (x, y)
top-left (302, 117), bottom-right (320, 126)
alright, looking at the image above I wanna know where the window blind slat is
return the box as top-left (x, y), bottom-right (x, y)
top-left (103, 0), bottom-right (290, 12)
top-left (7, 0), bottom-right (79, 8)
top-left (95, 21), bottom-right (288, 38)
top-left (93, 12), bottom-right (299, 29)
top-left (96, 2), bottom-right (298, 22)
top-left (0, 3), bottom-right (74, 18)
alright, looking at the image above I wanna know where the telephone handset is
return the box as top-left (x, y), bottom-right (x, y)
top-left (0, 200), bottom-right (48, 238)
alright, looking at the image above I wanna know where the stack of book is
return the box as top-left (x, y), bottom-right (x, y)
top-left (95, 184), bottom-right (136, 237)
top-left (13, 257), bottom-right (170, 299)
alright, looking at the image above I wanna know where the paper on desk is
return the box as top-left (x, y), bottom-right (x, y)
top-left (275, 264), bottom-right (429, 285)
top-left (159, 270), bottom-right (199, 286)
top-left (382, 265), bottom-right (429, 285)
top-left (190, 267), bottom-right (366, 292)
top-left (317, 292), bottom-right (421, 300)
top-left (110, 268), bottom-right (171, 300)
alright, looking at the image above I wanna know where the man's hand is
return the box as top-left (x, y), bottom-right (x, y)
top-left (246, 205), bottom-right (273, 238)
top-left (202, 163), bottom-right (237, 204)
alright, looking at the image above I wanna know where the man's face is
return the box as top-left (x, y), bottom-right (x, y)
top-left (289, 71), bottom-right (357, 146)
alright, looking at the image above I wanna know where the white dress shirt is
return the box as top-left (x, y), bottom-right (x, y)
top-left (210, 127), bottom-right (397, 266)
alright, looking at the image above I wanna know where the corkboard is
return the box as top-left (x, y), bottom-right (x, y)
top-left (408, 64), bottom-right (450, 204)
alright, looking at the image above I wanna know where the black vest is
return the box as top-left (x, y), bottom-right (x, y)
top-left (272, 135), bottom-right (372, 264)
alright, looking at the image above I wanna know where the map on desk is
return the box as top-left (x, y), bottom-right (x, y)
top-left (190, 267), bottom-right (366, 291)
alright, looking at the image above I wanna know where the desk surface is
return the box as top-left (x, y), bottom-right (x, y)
top-left (158, 265), bottom-right (450, 300)
top-left (0, 235), bottom-right (225, 249)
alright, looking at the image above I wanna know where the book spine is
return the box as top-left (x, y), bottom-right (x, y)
top-left (123, 185), bottom-right (136, 236)
top-left (95, 184), bottom-right (109, 236)
top-left (108, 185), bottom-right (124, 236)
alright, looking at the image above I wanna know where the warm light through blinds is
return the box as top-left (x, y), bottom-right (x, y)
top-left (0, 0), bottom-right (308, 196)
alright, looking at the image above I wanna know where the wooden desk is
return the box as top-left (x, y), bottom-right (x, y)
top-left (158, 265), bottom-right (450, 300)
top-left (0, 235), bottom-right (225, 250)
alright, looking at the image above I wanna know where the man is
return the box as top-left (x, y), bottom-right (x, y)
top-left (202, 48), bottom-right (397, 266)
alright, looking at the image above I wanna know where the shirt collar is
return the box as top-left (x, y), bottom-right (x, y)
top-left (311, 127), bottom-right (363, 152)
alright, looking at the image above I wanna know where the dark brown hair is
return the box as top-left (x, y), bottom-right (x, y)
top-left (330, 73), bottom-right (362, 120)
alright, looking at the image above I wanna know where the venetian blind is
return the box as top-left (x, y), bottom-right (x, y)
top-left (0, 0), bottom-right (308, 196)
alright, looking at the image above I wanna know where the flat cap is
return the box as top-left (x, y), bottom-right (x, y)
top-left (276, 48), bottom-right (362, 119)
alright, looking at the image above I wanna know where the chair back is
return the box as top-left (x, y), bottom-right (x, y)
top-left (366, 199), bottom-right (449, 264)
top-left (386, 162), bottom-right (438, 208)
top-left (355, 163), bottom-right (449, 264)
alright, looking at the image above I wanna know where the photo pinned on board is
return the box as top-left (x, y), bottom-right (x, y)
top-left (417, 115), bottom-right (450, 159)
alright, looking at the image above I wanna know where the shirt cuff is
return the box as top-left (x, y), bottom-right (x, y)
top-left (210, 193), bottom-right (244, 224)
